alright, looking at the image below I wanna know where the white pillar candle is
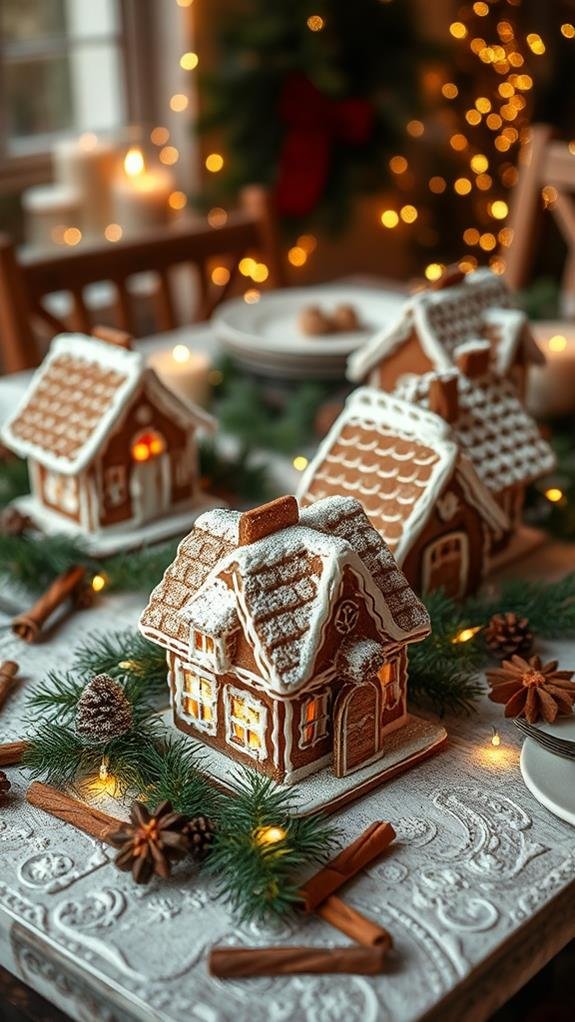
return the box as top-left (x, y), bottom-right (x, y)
top-left (111, 148), bottom-right (173, 236)
top-left (148, 345), bottom-right (212, 408)
top-left (22, 184), bottom-right (82, 250)
top-left (53, 132), bottom-right (119, 239)
top-left (527, 322), bottom-right (575, 418)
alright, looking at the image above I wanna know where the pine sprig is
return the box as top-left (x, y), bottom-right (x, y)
top-left (142, 736), bottom-right (222, 819)
top-left (24, 670), bottom-right (163, 790)
top-left (408, 591), bottom-right (485, 714)
top-left (472, 573), bottom-right (575, 639)
top-left (72, 630), bottom-right (168, 698)
top-left (0, 532), bottom-right (92, 591)
top-left (205, 769), bottom-right (338, 922)
top-left (0, 455), bottom-right (29, 507)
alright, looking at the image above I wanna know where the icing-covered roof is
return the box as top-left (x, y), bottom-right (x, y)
top-left (395, 368), bottom-right (556, 492)
top-left (1, 333), bottom-right (215, 474)
top-left (297, 387), bottom-right (508, 562)
top-left (347, 268), bottom-right (542, 383)
top-left (139, 495), bottom-right (430, 697)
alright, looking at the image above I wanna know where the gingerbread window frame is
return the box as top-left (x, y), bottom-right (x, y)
top-left (225, 686), bottom-right (267, 761)
top-left (177, 665), bottom-right (217, 735)
top-left (299, 692), bottom-right (330, 748)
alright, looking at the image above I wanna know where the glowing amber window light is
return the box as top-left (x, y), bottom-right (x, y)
top-left (131, 430), bottom-right (166, 462)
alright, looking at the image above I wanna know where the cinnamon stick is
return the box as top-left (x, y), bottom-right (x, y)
top-left (0, 661), bottom-right (19, 709)
top-left (26, 782), bottom-right (121, 842)
top-left (12, 565), bottom-right (86, 642)
top-left (0, 740), bottom-right (28, 766)
top-left (300, 821), bottom-right (396, 911)
top-left (317, 895), bottom-right (392, 950)
top-left (208, 944), bottom-right (388, 978)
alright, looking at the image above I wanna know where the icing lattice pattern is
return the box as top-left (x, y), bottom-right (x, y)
top-left (396, 370), bottom-right (556, 493)
top-left (8, 355), bottom-right (128, 461)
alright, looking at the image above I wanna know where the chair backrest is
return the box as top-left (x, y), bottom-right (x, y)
top-left (504, 124), bottom-right (575, 312)
top-left (0, 185), bottom-right (283, 373)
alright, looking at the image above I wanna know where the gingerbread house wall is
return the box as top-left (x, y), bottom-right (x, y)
top-left (29, 460), bottom-right (89, 526)
top-left (95, 388), bottom-right (196, 529)
top-left (370, 330), bottom-right (435, 391)
top-left (401, 474), bottom-right (491, 598)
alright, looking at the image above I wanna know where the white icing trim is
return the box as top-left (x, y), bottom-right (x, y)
top-left (482, 307), bottom-right (527, 375)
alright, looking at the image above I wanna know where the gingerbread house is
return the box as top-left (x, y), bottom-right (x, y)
top-left (394, 340), bottom-right (555, 546)
top-left (1, 332), bottom-right (215, 543)
top-left (297, 386), bottom-right (509, 598)
top-left (347, 268), bottom-right (544, 397)
top-left (139, 495), bottom-right (431, 783)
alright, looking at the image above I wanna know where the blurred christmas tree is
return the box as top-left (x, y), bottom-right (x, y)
top-left (197, 0), bottom-right (425, 233)
top-left (398, 0), bottom-right (575, 278)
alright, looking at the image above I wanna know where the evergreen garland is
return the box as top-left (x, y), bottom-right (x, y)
top-left (72, 630), bottom-right (168, 699)
top-left (204, 770), bottom-right (337, 922)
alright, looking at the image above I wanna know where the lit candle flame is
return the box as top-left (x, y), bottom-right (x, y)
top-left (172, 344), bottom-right (191, 364)
top-left (491, 727), bottom-right (501, 747)
top-left (124, 147), bottom-right (145, 178)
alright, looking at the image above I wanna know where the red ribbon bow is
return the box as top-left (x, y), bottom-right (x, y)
top-left (276, 74), bottom-right (374, 218)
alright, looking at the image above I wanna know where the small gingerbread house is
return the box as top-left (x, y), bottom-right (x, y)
top-left (298, 387), bottom-right (509, 598)
top-left (394, 340), bottom-right (556, 544)
top-left (139, 495), bottom-right (431, 783)
top-left (1, 332), bottom-right (215, 539)
top-left (347, 268), bottom-right (544, 397)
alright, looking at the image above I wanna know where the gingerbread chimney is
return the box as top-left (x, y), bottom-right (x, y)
top-left (238, 495), bottom-right (299, 546)
top-left (92, 325), bottom-right (133, 350)
top-left (455, 339), bottom-right (491, 380)
top-left (428, 371), bottom-right (459, 424)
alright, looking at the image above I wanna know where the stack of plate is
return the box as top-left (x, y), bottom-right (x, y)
top-left (212, 285), bottom-right (406, 380)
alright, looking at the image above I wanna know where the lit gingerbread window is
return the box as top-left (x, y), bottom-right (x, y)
top-left (131, 430), bottom-right (166, 462)
top-left (227, 691), bottom-right (265, 757)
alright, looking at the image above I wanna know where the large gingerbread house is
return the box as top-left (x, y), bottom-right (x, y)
top-left (394, 340), bottom-right (555, 545)
top-left (139, 495), bottom-right (431, 783)
top-left (347, 268), bottom-right (544, 396)
top-left (1, 332), bottom-right (215, 542)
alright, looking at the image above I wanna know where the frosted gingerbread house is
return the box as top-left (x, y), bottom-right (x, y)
top-left (139, 495), bottom-right (433, 787)
top-left (1, 331), bottom-right (216, 552)
top-left (394, 340), bottom-right (555, 553)
top-left (298, 386), bottom-right (508, 599)
top-left (300, 344), bottom-right (555, 597)
top-left (347, 268), bottom-right (544, 398)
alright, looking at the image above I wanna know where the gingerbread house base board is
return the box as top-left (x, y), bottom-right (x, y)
top-left (160, 710), bottom-right (447, 816)
top-left (11, 494), bottom-right (224, 557)
top-left (488, 525), bottom-right (548, 576)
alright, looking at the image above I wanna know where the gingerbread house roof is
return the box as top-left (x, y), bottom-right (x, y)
top-left (297, 387), bottom-right (508, 563)
top-left (347, 269), bottom-right (542, 383)
top-left (1, 334), bottom-right (215, 475)
top-left (139, 497), bottom-right (430, 697)
top-left (395, 366), bottom-right (555, 493)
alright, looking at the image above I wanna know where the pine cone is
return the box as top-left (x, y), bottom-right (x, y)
top-left (108, 801), bottom-right (190, 884)
top-left (0, 771), bottom-right (10, 801)
top-left (75, 674), bottom-right (133, 745)
top-left (0, 507), bottom-right (33, 536)
top-left (183, 815), bottom-right (217, 861)
top-left (487, 654), bottom-right (575, 724)
top-left (484, 612), bottom-right (533, 659)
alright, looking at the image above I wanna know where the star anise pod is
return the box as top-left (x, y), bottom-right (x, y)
top-left (108, 801), bottom-right (190, 884)
top-left (486, 654), bottom-right (575, 724)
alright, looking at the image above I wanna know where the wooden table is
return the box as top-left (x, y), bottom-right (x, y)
top-left (1, 328), bottom-right (575, 1022)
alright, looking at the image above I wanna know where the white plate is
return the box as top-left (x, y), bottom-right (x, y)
top-left (213, 286), bottom-right (405, 359)
top-left (520, 716), bottom-right (575, 826)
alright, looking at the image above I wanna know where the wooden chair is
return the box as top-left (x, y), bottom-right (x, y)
top-left (504, 124), bottom-right (575, 312)
top-left (0, 186), bottom-right (283, 373)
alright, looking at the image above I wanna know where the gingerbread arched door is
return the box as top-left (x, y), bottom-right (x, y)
top-left (333, 679), bottom-right (381, 777)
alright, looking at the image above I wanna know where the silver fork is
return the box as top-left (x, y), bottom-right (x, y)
top-left (513, 718), bottom-right (575, 761)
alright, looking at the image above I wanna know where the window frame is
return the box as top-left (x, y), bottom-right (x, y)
top-left (299, 692), bottom-right (330, 748)
top-left (225, 687), bottom-right (267, 761)
top-left (0, 0), bottom-right (159, 192)
top-left (179, 665), bottom-right (217, 735)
